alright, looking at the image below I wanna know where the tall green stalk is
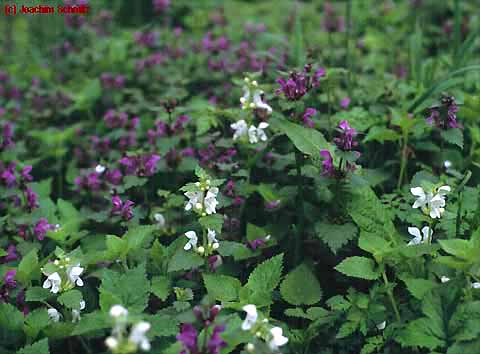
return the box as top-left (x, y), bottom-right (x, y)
top-left (345, 0), bottom-right (353, 98)
top-left (397, 131), bottom-right (409, 190)
top-left (382, 270), bottom-right (401, 322)
top-left (294, 149), bottom-right (305, 266)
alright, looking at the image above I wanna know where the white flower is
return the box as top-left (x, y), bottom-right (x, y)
top-left (411, 187), bottom-right (431, 210)
top-left (184, 191), bottom-right (204, 212)
top-left (72, 300), bottom-right (86, 323)
top-left (407, 226), bottom-right (432, 245)
top-left (441, 276), bottom-right (451, 283)
top-left (154, 213), bottom-right (165, 228)
top-left (207, 228), bottom-right (219, 248)
top-left (105, 336), bottom-right (119, 350)
top-left (248, 123), bottom-right (269, 144)
top-left (67, 264), bottom-right (84, 287)
top-left (231, 119), bottom-right (248, 141)
top-left (204, 187), bottom-right (219, 215)
top-left (95, 164), bottom-right (106, 174)
top-left (376, 321), bottom-right (386, 330)
top-left (129, 321), bottom-right (151, 351)
top-left (253, 90), bottom-right (272, 114)
top-left (472, 282), bottom-right (480, 289)
top-left (240, 86), bottom-right (250, 109)
top-left (110, 304), bottom-right (128, 318)
top-left (184, 231), bottom-right (198, 251)
top-left (444, 160), bottom-right (452, 169)
top-left (43, 272), bottom-right (61, 294)
top-left (246, 343), bottom-right (255, 352)
top-left (268, 326), bottom-right (288, 350)
top-left (411, 185), bottom-right (451, 219)
top-left (241, 304), bottom-right (258, 331)
top-left (47, 308), bottom-right (61, 322)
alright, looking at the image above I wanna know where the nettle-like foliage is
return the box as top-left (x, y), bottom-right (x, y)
top-left (2, 1), bottom-right (480, 354)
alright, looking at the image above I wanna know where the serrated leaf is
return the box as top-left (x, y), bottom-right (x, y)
top-left (245, 253), bottom-right (284, 295)
top-left (99, 264), bottom-right (149, 313)
top-left (124, 224), bottom-right (157, 251)
top-left (280, 264), bottom-right (322, 305)
top-left (168, 250), bottom-right (204, 272)
top-left (402, 278), bottom-right (438, 300)
top-left (0, 303), bottom-right (24, 331)
top-left (316, 222), bottom-right (358, 254)
top-left (441, 128), bottom-right (464, 149)
top-left (335, 256), bottom-right (380, 280)
top-left (151, 276), bottom-right (171, 301)
top-left (199, 214), bottom-right (224, 234)
top-left (58, 290), bottom-right (83, 309)
top-left (17, 249), bottom-right (39, 285)
top-left (203, 274), bottom-right (241, 302)
top-left (25, 287), bottom-right (51, 302)
top-left (272, 118), bottom-right (331, 156)
top-left (72, 311), bottom-right (110, 336)
top-left (24, 309), bottom-right (49, 339)
top-left (16, 338), bottom-right (50, 354)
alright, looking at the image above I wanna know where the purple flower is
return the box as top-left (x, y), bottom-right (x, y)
top-left (119, 156), bottom-right (139, 175)
top-left (265, 199), bottom-right (281, 209)
top-left (181, 147), bottom-right (195, 158)
top-left (172, 115), bottom-right (190, 133)
top-left (1, 162), bottom-right (16, 187)
top-left (1, 122), bottom-right (14, 150)
top-left (207, 325), bottom-right (227, 354)
top-left (141, 154), bottom-right (161, 176)
top-left (34, 218), bottom-right (52, 241)
top-left (20, 166), bottom-right (33, 182)
top-left (4, 270), bottom-right (17, 288)
top-left (340, 97), bottom-right (351, 109)
top-left (320, 150), bottom-right (335, 177)
top-left (105, 169), bottom-right (123, 185)
top-left (248, 239), bottom-right (266, 250)
top-left (276, 65), bottom-right (325, 101)
top-left (208, 255), bottom-right (223, 272)
top-left (302, 108), bottom-right (317, 128)
top-left (334, 120), bottom-right (358, 151)
top-left (111, 196), bottom-right (134, 221)
top-left (153, 0), bottom-right (170, 13)
top-left (177, 323), bottom-right (199, 354)
top-left (0, 245), bottom-right (18, 263)
top-left (427, 95), bottom-right (461, 130)
top-left (25, 187), bottom-right (39, 210)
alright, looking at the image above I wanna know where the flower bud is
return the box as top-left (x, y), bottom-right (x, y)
top-left (197, 246), bottom-right (205, 254)
top-left (105, 336), bottom-right (118, 350)
top-left (246, 343), bottom-right (255, 352)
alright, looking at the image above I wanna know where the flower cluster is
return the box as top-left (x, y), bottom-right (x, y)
top-left (407, 184), bottom-right (451, 245)
top-left (47, 299), bottom-right (86, 323)
top-left (177, 304), bottom-right (226, 354)
top-left (101, 73), bottom-right (126, 89)
top-left (42, 255), bottom-right (85, 294)
top-left (119, 154), bottom-right (161, 177)
top-left (276, 64), bottom-right (325, 101)
top-left (111, 195), bottom-right (135, 221)
top-left (426, 94), bottom-right (460, 130)
top-left (241, 304), bottom-right (288, 352)
top-left (320, 120), bottom-right (360, 178)
top-left (147, 115), bottom-right (190, 143)
top-left (239, 77), bottom-right (272, 114)
top-left (105, 305), bottom-right (151, 353)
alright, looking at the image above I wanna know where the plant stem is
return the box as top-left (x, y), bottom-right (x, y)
top-left (397, 131), bottom-right (409, 190)
top-left (382, 270), bottom-right (401, 322)
top-left (294, 149), bottom-right (305, 266)
top-left (345, 0), bottom-right (353, 98)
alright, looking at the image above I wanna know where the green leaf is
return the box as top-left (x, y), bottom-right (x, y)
top-left (168, 250), bottom-right (204, 272)
top-left (16, 338), bottom-right (50, 354)
top-left (316, 222), bottom-right (358, 254)
top-left (151, 276), bottom-right (172, 301)
top-left (245, 253), bottom-right (284, 295)
top-left (71, 311), bottom-right (110, 336)
top-left (58, 290), bottom-right (83, 310)
top-left (25, 287), bottom-right (51, 302)
top-left (438, 239), bottom-right (471, 260)
top-left (280, 264), bottom-right (322, 305)
top-left (402, 278), bottom-right (438, 300)
top-left (203, 274), bottom-right (241, 302)
top-left (441, 129), bottom-right (464, 149)
top-left (364, 126), bottom-right (401, 143)
top-left (99, 264), bottom-right (150, 313)
top-left (272, 118), bottom-right (331, 156)
top-left (199, 214), bottom-right (224, 234)
top-left (124, 225), bottom-right (157, 251)
top-left (17, 249), bottom-right (39, 285)
top-left (104, 235), bottom-right (128, 260)
top-left (0, 303), bottom-right (24, 331)
top-left (335, 257), bottom-right (380, 280)
top-left (146, 314), bottom-right (179, 338)
top-left (358, 232), bottom-right (393, 261)
top-left (24, 309), bottom-right (49, 340)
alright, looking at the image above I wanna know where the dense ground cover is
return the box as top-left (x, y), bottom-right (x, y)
top-left (1, 0), bottom-right (480, 353)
